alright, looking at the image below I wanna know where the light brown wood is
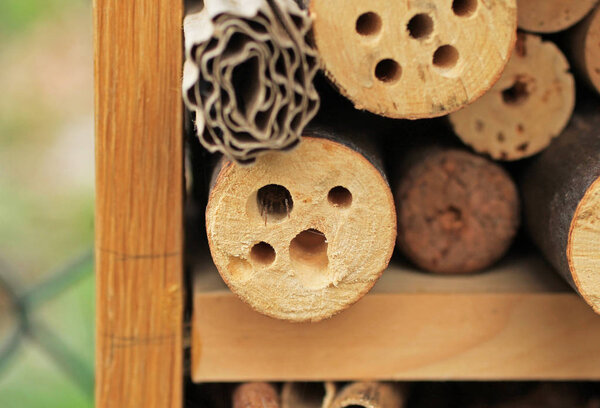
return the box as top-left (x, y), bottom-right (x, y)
top-left (517, 0), bottom-right (598, 33)
top-left (205, 136), bottom-right (396, 322)
top-left (233, 383), bottom-right (280, 408)
top-left (330, 382), bottom-right (405, 408)
top-left (281, 382), bottom-right (336, 408)
top-left (307, 0), bottom-right (516, 119)
top-left (449, 33), bottom-right (575, 161)
top-left (183, 0), bottom-right (319, 164)
top-left (568, 5), bottom-right (600, 95)
top-left (94, 0), bottom-right (184, 406)
top-left (192, 253), bottom-right (600, 381)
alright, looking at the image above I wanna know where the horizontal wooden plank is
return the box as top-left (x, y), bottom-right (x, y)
top-left (192, 254), bottom-right (600, 381)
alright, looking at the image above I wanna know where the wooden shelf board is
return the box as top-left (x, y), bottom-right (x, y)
top-left (192, 253), bottom-right (600, 382)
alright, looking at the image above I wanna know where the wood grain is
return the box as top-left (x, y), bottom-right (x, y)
top-left (192, 254), bottom-right (600, 381)
top-left (94, 0), bottom-right (184, 407)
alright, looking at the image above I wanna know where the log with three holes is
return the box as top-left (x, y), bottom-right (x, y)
top-left (206, 130), bottom-right (396, 322)
top-left (233, 383), bottom-right (280, 408)
top-left (521, 103), bottom-right (600, 314)
top-left (567, 5), bottom-right (600, 95)
top-left (300, 0), bottom-right (516, 119)
top-left (449, 33), bottom-right (575, 161)
top-left (329, 382), bottom-right (406, 408)
top-left (392, 145), bottom-right (520, 274)
top-left (517, 0), bottom-right (598, 33)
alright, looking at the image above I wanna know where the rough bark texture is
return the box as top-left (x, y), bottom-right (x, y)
top-left (521, 102), bottom-right (600, 313)
top-left (393, 147), bottom-right (520, 274)
top-left (183, 0), bottom-right (319, 164)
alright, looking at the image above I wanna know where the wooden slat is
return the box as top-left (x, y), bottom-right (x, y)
top-left (192, 255), bottom-right (600, 381)
top-left (94, 0), bottom-right (184, 406)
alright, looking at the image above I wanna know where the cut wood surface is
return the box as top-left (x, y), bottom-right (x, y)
top-left (392, 147), bottom-right (520, 274)
top-left (568, 5), bottom-right (600, 95)
top-left (281, 382), bottom-right (336, 408)
top-left (192, 253), bottom-right (600, 381)
top-left (517, 0), bottom-right (598, 33)
top-left (521, 103), bottom-right (600, 314)
top-left (233, 383), bottom-right (280, 408)
top-left (449, 33), bottom-right (575, 161)
top-left (330, 382), bottom-right (405, 408)
top-left (183, 0), bottom-right (319, 164)
top-left (305, 0), bottom-right (516, 119)
top-left (205, 135), bottom-right (396, 322)
top-left (94, 0), bottom-right (184, 407)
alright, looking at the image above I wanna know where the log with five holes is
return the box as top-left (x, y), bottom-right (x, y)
top-left (302, 0), bottom-right (517, 119)
top-left (205, 135), bottom-right (396, 322)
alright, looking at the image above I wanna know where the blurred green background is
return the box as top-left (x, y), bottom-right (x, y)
top-left (0, 0), bottom-right (95, 406)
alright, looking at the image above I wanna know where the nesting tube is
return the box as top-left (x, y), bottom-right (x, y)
top-left (206, 131), bottom-right (396, 322)
top-left (521, 103), bottom-right (600, 314)
top-left (449, 33), bottom-right (575, 161)
top-left (329, 382), bottom-right (406, 408)
top-left (183, 0), bottom-right (320, 164)
top-left (392, 146), bottom-right (520, 274)
top-left (301, 0), bottom-right (516, 119)
top-left (281, 382), bottom-right (336, 408)
top-left (233, 383), bottom-right (280, 408)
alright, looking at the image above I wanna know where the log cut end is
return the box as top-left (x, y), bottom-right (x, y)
top-left (517, 0), bottom-right (598, 33)
top-left (206, 137), bottom-right (397, 322)
top-left (330, 382), bottom-right (406, 408)
top-left (571, 6), bottom-right (600, 95)
top-left (183, 1), bottom-right (320, 164)
top-left (233, 383), bottom-right (280, 408)
top-left (309, 0), bottom-right (516, 119)
top-left (449, 33), bottom-right (575, 161)
top-left (395, 149), bottom-right (520, 274)
top-left (569, 176), bottom-right (600, 314)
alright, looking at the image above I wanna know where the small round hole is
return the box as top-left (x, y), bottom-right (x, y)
top-left (328, 186), bottom-right (352, 208)
top-left (356, 12), bottom-right (382, 36)
top-left (256, 184), bottom-right (293, 222)
top-left (452, 0), bottom-right (478, 17)
top-left (250, 242), bottom-right (276, 266)
top-left (289, 229), bottom-right (328, 270)
top-left (433, 45), bottom-right (459, 71)
top-left (407, 13), bottom-right (434, 39)
top-left (375, 59), bottom-right (402, 83)
top-left (502, 78), bottom-right (530, 106)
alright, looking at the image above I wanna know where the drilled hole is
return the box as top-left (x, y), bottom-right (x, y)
top-left (375, 59), bottom-right (402, 83)
top-left (289, 229), bottom-right (328, 271)
top-left (250, 242), bottom-right (276, 266)
top-left (257, 184), bottom-right (293, 222)
top-left (502, 79), bottom-right (530, 106)
top-left (356, 12), bottom-right (382, 36)
top-left (452, 0), bottom-right (478, 17)
top-left (433, 45), bottom-right (459, 70)
top-left (407, 13), bottom-right (434, 39)
top-left (328, 186), bottom-right (353, 208)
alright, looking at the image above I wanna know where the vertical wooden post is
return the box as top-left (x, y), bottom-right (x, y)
top-left (94, 0), bottom-right (184, 407)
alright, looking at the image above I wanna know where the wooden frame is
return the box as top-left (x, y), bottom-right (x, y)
top-left (94, 1), bottom-right (184, 407)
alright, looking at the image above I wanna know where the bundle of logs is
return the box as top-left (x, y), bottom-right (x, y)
top-left (184, 0), bottom-right (600, 323)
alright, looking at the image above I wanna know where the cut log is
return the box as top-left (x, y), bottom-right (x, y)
top-left (233, 383), bottom-right (280, 408)
top-left (183, 0), bottom-right (320, 164)
top-left (206, 135), bottom-right (396, 322)
top-left (281, 382), bottom-right (336, 408)
top-left (517, 0), bottom-right (598, 33)
top-left (449, 33), bottom-right (575, 161)
top-left (567, 5), bottom-right (600, 95)
top-left (303, 0), bottom-right (516, 119)
top-left (329, 382), bottom-right (406, 408)
top-left (521, 103), bottom-right (600, 314)
top-left (393, 147), bottom-right (520, 274)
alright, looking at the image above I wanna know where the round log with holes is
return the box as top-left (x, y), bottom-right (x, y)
top-left (392, 146), bottom-right (520, 274)
top-left (206, 134), bottom-right (396, 322)
top-left (521, 103), bottom-right (600, 314)
top-left (301, 0), bottom-right (516, 119)
top-left (449, 33), bottom-right (575, 161)
top-left (568, 5), bottom-right (600, 95)
top-left (517, 0), bottom-right (598, 33)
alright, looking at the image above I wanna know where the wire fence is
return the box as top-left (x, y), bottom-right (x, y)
top-left (0, 250), bottom-right (94, 400)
